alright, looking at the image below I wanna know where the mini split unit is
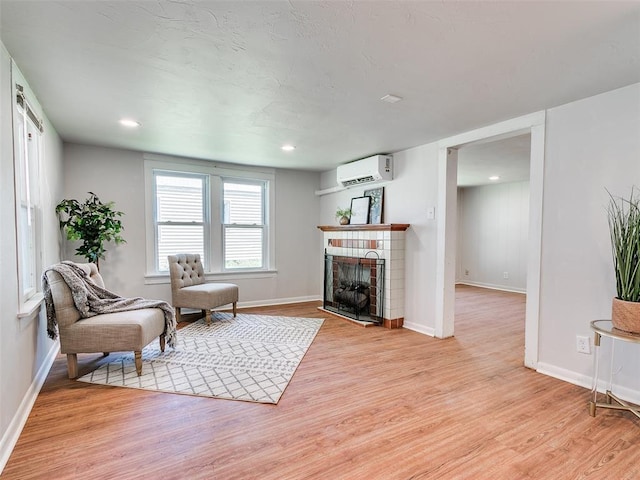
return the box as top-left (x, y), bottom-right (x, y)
top-left (336, 155), bottom-right (393, 187)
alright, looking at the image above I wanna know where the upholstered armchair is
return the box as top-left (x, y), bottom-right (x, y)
top-left (168, 254), bottom-right (239, 325)
top-left (44, 262), bottom-right (167, 379)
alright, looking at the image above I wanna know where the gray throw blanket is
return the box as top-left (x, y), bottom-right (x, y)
top-left (43, 261), bottom-right (177, 348)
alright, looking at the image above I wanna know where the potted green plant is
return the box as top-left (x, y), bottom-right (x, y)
top-left (608, 187), bottom-right (640, 333)
top-left (56, 192), bottom-right (126, 270)
top-left (336, 207), bottom-right (352, 225)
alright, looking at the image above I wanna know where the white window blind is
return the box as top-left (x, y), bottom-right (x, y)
top-left (154, 173), bottom-right (206, 271)
top-left (223, 180), bottom-right (265, 269)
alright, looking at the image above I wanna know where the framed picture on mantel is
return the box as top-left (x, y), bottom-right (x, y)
top-left (350, 196), bottom-right (371, 225)
top-left (364, 187), bottom-right (384, 224)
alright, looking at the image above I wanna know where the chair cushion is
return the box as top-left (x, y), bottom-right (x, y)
top-left (59, 308), bottom-right (165, 354)
top-left (173, 283), bottom-right (239, 310)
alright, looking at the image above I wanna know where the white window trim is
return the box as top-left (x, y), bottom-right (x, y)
top-left (13, 77), bottom-right (44, 310)
top-left (17, 292), bottom-right (44, 319)
top-left (143, 154), bottom-right (276, 277)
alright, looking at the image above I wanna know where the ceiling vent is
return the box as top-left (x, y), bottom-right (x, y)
top-left (337, 155), bottom-right (393, 188)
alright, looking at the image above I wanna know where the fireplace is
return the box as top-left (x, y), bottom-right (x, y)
top-left (318, 223), bottom-right (409, 328)
top-left (324, 254), bottom-right (384, 324)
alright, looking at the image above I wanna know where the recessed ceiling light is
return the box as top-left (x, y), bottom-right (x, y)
top-left (380, 94), bottom-right (403, 104)
top-left (281, 144), bottom-right (296, 151)
top-left (119, 119), bottom-right (142, 128)
top-left (489, 175), bottom-right (500, 181)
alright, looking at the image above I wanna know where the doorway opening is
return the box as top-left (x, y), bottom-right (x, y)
top-left (454, 133), bottom-right (531, 359)
top-left (434, 112), bottom-right (545, 369)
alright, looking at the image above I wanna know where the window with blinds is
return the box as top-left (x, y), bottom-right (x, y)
top-left (149, 166), bottom-right (270, 274)
top-left (154, 173), bottom-right (207, 271)
top-left (223, 180), bottom-right (265, 269)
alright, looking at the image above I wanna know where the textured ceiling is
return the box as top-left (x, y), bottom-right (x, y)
top-left (1, 1), bottom-right (639, 171)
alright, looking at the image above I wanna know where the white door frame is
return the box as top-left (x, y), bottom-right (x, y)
top-left (434, 111), bottom-right (546, 369)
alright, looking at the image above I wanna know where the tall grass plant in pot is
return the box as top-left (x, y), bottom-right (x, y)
top-left (608, 188), bottom-right (640, 333)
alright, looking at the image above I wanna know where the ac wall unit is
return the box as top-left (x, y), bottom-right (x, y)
top-left (336, 155), bottom-right (393, 188)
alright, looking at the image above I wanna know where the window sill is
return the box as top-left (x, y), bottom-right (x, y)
top-left (145, 269), bottom-right (278, 285)
top-left (17, 292), bottom-right (44, 319)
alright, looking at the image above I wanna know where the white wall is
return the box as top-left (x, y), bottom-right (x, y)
top-left (537, 83), bottom-right (640, 395)
top-left (0, 44), bottom-right (63, 471)
top-left (457, 182), bottom-right (529, 292)
top-left (62, 143), bottom-right (323, 305)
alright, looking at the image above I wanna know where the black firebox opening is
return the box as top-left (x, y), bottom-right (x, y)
top-left (323, 254), bottom-right (384, 324)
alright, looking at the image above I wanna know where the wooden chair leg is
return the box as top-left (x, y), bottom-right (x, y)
top-left (233, 302), bottom-right (237, 317)
top-left (66, 354), bottom-right (78, 379)
top-left (134, 351), bottom-right (143, 376)
top-left (159, 334), bottom-right (166, 352)
top-left (205, 309), bottom-right (212, 325)
top-left (175, 307), bottom-right (181, 323)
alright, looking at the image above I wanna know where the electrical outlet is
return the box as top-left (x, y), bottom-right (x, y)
top-left (465, 269), bottom-right (469, 276)
top-left (503, 272), bottom-right (509, 279)
top-left (576, 335), bottom-right (591, 354)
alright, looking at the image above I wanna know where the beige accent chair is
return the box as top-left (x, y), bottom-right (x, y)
top-left (45, 263), bottom-right (166, 378)
top-left (168, 253), bottom-right (239, 325)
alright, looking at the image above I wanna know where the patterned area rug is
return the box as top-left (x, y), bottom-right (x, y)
top-left (77, 313), bottom-right (324, 404)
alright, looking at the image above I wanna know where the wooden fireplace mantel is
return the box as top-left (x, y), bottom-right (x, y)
top-left (317, 224), bottom-right (410, 232)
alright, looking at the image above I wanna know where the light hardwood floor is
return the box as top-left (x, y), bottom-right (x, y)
top-left (3, 285), bottom-right (639, 479)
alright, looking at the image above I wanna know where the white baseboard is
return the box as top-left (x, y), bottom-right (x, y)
top-left (456, 281), bottom-right (526, 294)
top-left (0, 342), bottom-right (59, 475)
top-left (234, 295), bottom-right (322, 309)
top-left (536, 361), bottom-right (640, 406)
top-left (536, 361), bottom-right (592, 390)
top-left (402, 321), bottom-right (435, 337)
top-left (179, 296), bottom-right (321, 315)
